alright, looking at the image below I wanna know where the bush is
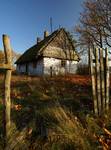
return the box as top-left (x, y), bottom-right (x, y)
top-left (77, 64), bottom-right (89, 75)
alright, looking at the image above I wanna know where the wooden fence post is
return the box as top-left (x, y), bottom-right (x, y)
top-left (95, 48), bottom-right (101, 115)
top-left (105, 48), bottom-right (109, 112)
top-left (2, 35), bottom-right (12, 140)
top-left (90, 48), bottom-right (98, 115)
top-left (90, 47), bottom-right (110, 116)
top-left (100, 48), bottom-right (105, 113)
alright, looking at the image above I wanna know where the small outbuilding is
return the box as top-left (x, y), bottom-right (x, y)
top-left (15, 28), bottom-right (80, 76)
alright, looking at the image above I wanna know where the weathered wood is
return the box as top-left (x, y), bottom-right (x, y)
top-left (99, 48), bottom-right (105, 113)
top-left (95, 48), bottom-right (101, 115)
top-left (0, 64), bottom-right (12, 70)
top-left (90, 47), bottom-right (110, 116)
top-left (2, 35), bottom-right (12, 139)
top-left (105, 48), bottom-right (109, 112)
top-left (90, 48), bottom-right (98, 115)
top-left (3, 35), bottom-right (12, 64)
top-left (50, 66), bottom-right (53, 77)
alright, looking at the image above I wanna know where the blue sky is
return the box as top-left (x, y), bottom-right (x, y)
top-left (0, 0), bottom-right (83, 54)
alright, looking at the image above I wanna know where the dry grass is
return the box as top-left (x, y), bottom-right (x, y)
top-left (0, 74), bottom-right (111, 149)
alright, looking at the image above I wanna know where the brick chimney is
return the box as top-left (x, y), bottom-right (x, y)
top-left (37, 37), bottom-right (41, 44)
top-left (44, 31), bottom-right (49, 39)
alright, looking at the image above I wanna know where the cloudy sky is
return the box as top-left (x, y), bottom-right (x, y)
top-left (0, 0), bottom-right (83, 53)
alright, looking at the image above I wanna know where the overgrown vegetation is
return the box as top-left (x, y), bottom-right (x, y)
top-left (0, 75), bottom-right (111, 149)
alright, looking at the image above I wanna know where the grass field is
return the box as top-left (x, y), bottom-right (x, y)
top-left (0, 74), bottom-right (111, 149)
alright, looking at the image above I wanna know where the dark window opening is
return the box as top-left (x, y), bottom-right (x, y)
top-left (18, 65), bottom-right (21, 70)
top-left (26, 64), bottom-right (28, 73)
top-left (33, 62), bottom-right (37, 68)
top-left (61, 60), bottom-right (66, 67)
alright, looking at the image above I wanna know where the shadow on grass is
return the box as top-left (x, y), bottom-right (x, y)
top-left (11, 76), bottom-right (93, 131)
top-left (0, 75), bottom-right (101, 149)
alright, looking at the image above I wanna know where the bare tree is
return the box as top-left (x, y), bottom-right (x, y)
top-left (75, 0), bottom-right (111, 50)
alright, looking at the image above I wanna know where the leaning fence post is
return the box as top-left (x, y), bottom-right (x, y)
top-left (2, 35), bottom-right (12, 139)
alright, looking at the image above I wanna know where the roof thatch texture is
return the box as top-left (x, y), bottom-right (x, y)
top-left (15, 28), bottom-right (80, 64)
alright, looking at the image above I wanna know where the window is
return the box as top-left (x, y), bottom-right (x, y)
top-left (61, 60), bottom-right (66, 67)
top-left (18, 65), bottom-right (21, 70)
top-left (33, 62), bottom-right (37, 68)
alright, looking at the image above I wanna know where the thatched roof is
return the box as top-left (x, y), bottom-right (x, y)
top-left (15, 28), bottom-right (80, 64)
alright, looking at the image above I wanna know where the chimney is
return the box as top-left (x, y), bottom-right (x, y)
top-left (44, 31), bottom-right (49, 39)
top-left (37, 37), bottom-right (41, 44)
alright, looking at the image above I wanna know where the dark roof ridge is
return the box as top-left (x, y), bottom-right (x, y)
top-left (37, 28), bottom-right (63, 56)
top-left (15, 28), bottom-right (62, 64)
top-left (15, 28), bottom-right (80, 64)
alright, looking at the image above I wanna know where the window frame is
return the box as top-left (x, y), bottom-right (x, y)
top-left (33, 61), bottom-right (37, 68)
top-left (61, 60), bottom-right (66, 67)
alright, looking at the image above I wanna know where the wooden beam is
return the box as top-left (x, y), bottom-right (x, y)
top-left (0, 64), bottom-right (12, 70)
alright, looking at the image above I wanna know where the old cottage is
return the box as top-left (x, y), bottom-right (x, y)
top-left (15, 28), bottom-right (80, 76)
